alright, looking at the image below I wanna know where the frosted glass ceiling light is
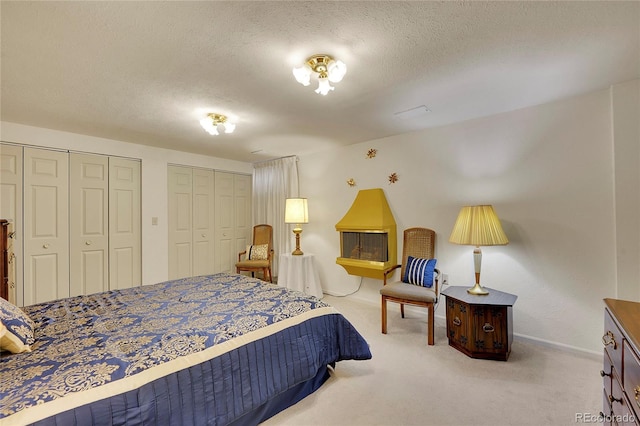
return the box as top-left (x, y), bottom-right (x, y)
top-left (200, 113), bottom-right (235, 136)
top-left (315, 77), bottom-right (333, 95)
top-left (293, 54), bottom-right (347, 96)
top-left (292, 66), bottom-right (312, 86)
top-left (327, 59), bottom-right (347, 83)
top-left (223, 121), bottom-right (236, 134)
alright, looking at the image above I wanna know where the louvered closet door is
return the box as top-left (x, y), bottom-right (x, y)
top-left (109, 157), bottom-right (141, 290)
top-left (23, 148), bottom-right (69, 305)
top-left (168, 165), bottom-right (193, 279)
top-left (70, 153), bottom-right (109, 296)
top-left (0, 144), bottom-right (23, 306)
top-left (192, 168), bottom-right (215, 276)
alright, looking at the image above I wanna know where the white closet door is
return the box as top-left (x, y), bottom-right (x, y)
top-left (23, 148), bottom-right (69, 305)
top-left (109, 157), bottom-right (141, 290)
top-left (214, 171), bottom-right (234, 273)
top-left (0, 144), bottom-right (23, 305)
top-left (167, 168), bottom-right (250, 278)
top-left (168, 165), bottom-right (193, 279)
top-left (70, 153), bottom-right (109, 296)
top-left (214, 172), bottom-right (252, 274)
top-left (192, 168), bottom-right (214, 276)
top-left (233, 173), bottom-right (252, 259)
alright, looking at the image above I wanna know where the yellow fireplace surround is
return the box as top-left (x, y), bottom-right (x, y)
top-left (335, 188), bottom-right (397, 279)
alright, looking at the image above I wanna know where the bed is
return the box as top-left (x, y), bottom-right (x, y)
top-left (0, 273), bottom-right (372, 425)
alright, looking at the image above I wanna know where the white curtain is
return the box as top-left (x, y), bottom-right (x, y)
top-left (252, 156), bottom-right (299, 274)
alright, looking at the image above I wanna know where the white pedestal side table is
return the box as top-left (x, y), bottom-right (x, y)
top-left (277, 253), bottom-right (323, 299)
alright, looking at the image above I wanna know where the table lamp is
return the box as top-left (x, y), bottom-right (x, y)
top-left (449, 205), bottom-right (508, 295)
top-left (285, 198), bottom-right (309, 255)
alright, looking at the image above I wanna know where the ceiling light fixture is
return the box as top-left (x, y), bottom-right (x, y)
top-left (199, 113), bottom-right (236, 136)
top-left (293, 54), bottom-right (347, 96)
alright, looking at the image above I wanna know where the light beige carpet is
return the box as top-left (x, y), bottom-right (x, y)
top-left (264, 294), bottom-right (601, 426)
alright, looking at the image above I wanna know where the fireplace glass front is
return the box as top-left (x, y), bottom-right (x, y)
top-left (340, 231), bottom-right (389, 262)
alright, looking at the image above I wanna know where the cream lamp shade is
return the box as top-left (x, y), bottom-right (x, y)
top-left (285, 198), bottom-right (309, 255)
top-left (449, 205), bottom-right (508, 295)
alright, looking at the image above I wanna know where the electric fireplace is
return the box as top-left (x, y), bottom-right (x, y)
top-left (335, 188), bottom-right (397, 279)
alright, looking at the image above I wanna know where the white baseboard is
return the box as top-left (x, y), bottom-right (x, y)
top-left (512, 333), bottom-right (601, 360)
top-left (322, 290), bottom-right (379, 307)
top-left (324, 292), bottom-right (602, 359)
top-left (433, 312), bottom-right (600, 359)
top-left (436, 312), bottom-right (600, 359)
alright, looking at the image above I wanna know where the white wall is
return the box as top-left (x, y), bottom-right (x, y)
top-left (2, 80), bottom-right (637, 354)
top-left (612, 79), bottom-right (640, 302)
top-left (298, 83), bottom-right (639, 354)
top-left (0, 122), bottom-right (252, 286)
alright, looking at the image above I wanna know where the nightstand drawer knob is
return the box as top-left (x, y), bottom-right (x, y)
top-left (602, 330), bottom-right (618, 350)
top-left (453, 317), bottom-right (461, 326)
top-left (608, 394), bottom-right (623, 404)
top-left (482, 323), bottom-right (495, 333)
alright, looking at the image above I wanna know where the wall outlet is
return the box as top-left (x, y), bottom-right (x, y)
top-left (442, 273), bottom-right (449, 286)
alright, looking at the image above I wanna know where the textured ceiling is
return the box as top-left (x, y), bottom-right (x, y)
top-left (1, 1), bottom-right (638, 163)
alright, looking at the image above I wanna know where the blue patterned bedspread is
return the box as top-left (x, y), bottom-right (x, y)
top-left (0, 273), bottom-right (372, 425)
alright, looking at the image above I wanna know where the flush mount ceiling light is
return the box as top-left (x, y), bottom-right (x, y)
top-left (199, 113), bottom-right (236, 136)
top-left (292, 54), bottom-right (347, 96)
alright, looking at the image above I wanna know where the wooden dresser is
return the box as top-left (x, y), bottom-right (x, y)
top-left (602, 298), bottom-right (640, 425)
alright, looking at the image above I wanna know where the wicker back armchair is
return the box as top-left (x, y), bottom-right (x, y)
top-left (235, 224), bottom-right (274, 282)
top-left (380, 227), bottom-right (440, 345)
top-left (398, 228), bottom-right (436, 284)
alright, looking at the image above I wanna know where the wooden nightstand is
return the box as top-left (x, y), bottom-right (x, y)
top-left (441, 286), bottom-right (517, 361)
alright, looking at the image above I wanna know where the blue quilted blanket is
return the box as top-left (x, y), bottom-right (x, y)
top-left (0, 273), bottom-right (371, 425)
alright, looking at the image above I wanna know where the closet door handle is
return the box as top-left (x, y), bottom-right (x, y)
top-left (85, 240), bottom-right (92, 245)
top-left (42, 243), bottom-right (50, 249)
